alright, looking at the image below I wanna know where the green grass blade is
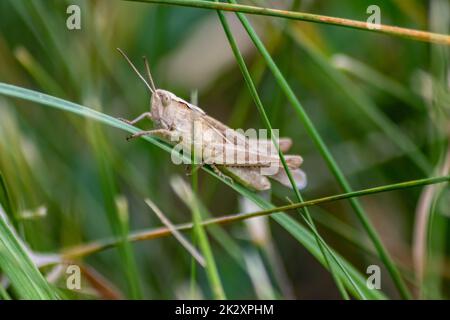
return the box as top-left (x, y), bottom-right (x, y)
top-left (126, 0), bottom-right (450, 45)
top-left (332, 54), bottom-right (424, 111)
top-left (62, 175), bottom-right (448, 299)
top-left (171, 176), bottom-right (283, 298)
top-left (226, 1), bottom-right (412, 299)
top-left (226, 184), bottom-right (383, 299)
top-left (3, 82), bottom-right (430, 299)
top-left (190, 192), bottom-right (226, 299)
top-left (15, 47), bottom-right (66, 98)
top-left (171, 176), bottom-right (247, 270)
top-left (0, 82), bottom-right (372, 298)
top-left (216, 7), bottom-right (353, 299)
top-left (0, 283), bottom-right (11, 300)
top-left (61, 174), bottom-right (450, 260)
top-left (88, 123), bottom-right (142, 299)
top-left (419, 0), bottom-right (450, 298)
top-left (285, 29), bottom-right (431, 173)
top-left (190, 128), bottom-right (226, 299)
top-left (0, 172), bottom-right (18, 228)
top-left (272, 213), bottom-right (384, 299)
top-left (0, 204), bottom-right (59, 299)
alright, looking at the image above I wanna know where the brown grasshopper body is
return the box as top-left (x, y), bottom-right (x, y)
top-left (117, 49), bottom-right (306, 191)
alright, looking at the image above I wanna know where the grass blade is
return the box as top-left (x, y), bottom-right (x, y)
top-left (190, 129), bottom-right (226, 299)
top-left (0, 81), bottom-right (369, 298)
top-left (88, 124), bottom-right (142, 299)
top-left (61, 174), bottom-right (450, 261)
top-left (145, 198), bottom-right (206, 267)
top-left (0, 172), bottom-right (18, 228)
top-left (126, 0), bottom-right (450, 45)
top-left (285, 27), bottom-right (431, 174)
top-left (225, 1), bottom-right (412, 298)
top-left (216, 7), bottom-right (352, 299)
top-left (0, 204), bottom-right (59, 299)
top-left (4, 83), bottom-right (438, 299)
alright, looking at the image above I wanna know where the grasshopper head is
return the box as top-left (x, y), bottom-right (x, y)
top-left (154, 89), bottom-right (172, 107)
top-left (150, 89), bottom-right (176, 125)
top-left (116, 49), bottom-right (204, 118)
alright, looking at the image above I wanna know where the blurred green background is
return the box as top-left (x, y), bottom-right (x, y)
top-left (0, 0), bottom-right (449, 299)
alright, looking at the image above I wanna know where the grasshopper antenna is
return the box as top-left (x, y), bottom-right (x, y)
top-left (116, 48), bottom-right (154, 94)
top-left (142, 56), bottom-right (157, 93)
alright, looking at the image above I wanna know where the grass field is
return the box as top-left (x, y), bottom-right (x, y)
top-left (0, 0), bottom-right (449, 300)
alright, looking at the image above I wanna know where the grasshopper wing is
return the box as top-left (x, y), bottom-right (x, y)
top-left (268, 168), bottom-right (307, 190)
top-left (200, 114), bottom-right (307, 189)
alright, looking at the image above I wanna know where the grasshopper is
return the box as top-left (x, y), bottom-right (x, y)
top-left (117, 49), bottom-right (306, 191)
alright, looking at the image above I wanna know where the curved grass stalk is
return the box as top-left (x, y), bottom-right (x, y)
top-left (0, 204), bottom-right (59, 299)
top-left (224, 0), bottom-right (412, 299)
top-left (126, 0), bottom-right (450, 45)
top-left (61, 175), bottom-right (450, 260)
top-left (190, 116), bottom-right (226, 299)
top-left (216, 7), bottom-right (352, 299)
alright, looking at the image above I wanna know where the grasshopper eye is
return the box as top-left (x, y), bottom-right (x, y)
top-left (159, 92), bottom-right (171, 107)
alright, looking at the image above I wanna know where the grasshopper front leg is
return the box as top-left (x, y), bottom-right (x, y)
top-left (118, 112), bottom-right (152, 125)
